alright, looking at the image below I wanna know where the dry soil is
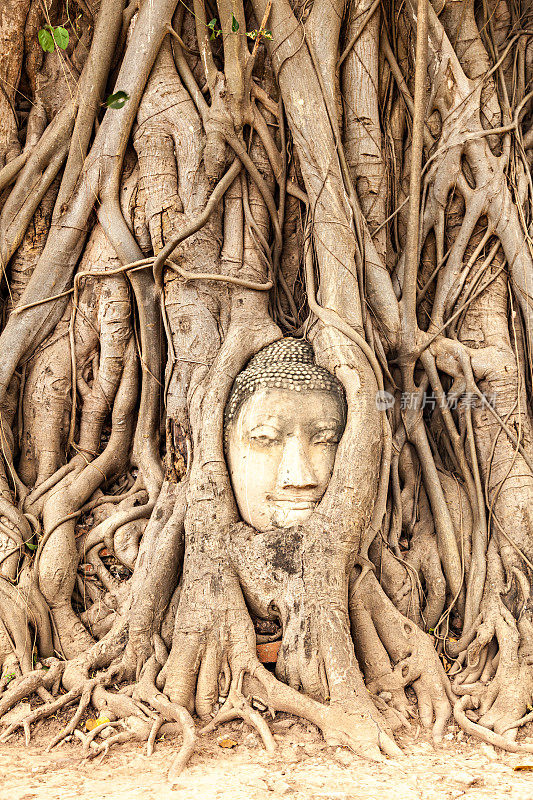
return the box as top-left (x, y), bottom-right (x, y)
top-left (2, 713), bottom-right (533, 799)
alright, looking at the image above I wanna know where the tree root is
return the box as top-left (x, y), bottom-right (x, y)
top-left (81, 720), bottom-right (125, 755)
top-left (0, 685), bottom-right (83, 745)
top-left (0, 0), bottom-right (532, 781)
top-left (0, 643), bottom-right (196, 781)
top-left (147, 714), bottom-right (164, 756)
top-left (47, 678), bottom-right (101, 751)
top-left (150, 695), bottom-right (196, 784)
top-left (201, 671), bottom-right (276, 754)
top-left (454, 696), bottom-right (533, 754)
top-left (134, 656), bottom-right (196, 781)
top-left (165, 589), bottom-right (403, 762)
top-left (350, 570), bottom-right (452, 742)
top-left (0, 659), bottom-right (65, 719)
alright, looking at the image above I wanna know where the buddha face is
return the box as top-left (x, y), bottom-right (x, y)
top-left (226, 387), bottom-right (345, 531)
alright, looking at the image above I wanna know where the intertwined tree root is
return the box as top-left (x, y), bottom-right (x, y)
top-left (1, 0), bottom-right (533, 784)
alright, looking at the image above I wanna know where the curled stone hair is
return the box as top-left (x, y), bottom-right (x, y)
top-left (224, 337), bottom-right (347, 439)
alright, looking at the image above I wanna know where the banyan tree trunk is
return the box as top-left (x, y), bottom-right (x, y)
top-left (0, 0), bottom-right (532, 780)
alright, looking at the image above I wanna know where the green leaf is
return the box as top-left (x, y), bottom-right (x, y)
top-left (246, 29), bottom-right (258, 39)
top-left (38, 28), bottom-right (55, 52)
top-left (53, 26), bottom-right (69, 50)
top-left (231, 12), bottom-right (240, 32)
top-left (263, 29), bottom-right (273, 39)
top-left (105, 90), bottom-right (130, 110)
top-left (207, 18), bottom-right (218, 40)
top-left (26, 542), bottom-right (38, 551)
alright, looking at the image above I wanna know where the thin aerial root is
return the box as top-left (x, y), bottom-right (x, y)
top-left (147, 714), bottom-right (164, 756)
top-left (454, 697), bottom-right (533, 753)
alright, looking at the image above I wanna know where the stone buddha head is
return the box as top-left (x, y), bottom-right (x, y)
top-left (224, 338), bottom-right (346, 531)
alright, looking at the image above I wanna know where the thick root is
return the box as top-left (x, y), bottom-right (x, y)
top-left (0, 659), bottom-right (65, 719)
top-left (454, 696), bottom-right (533, 754)
top-left (350, 570), bottom-right (452, 742)
top-left (164, 583), bottom-right (402, 762)
top-left (201, 671), bottom-right (276, 754)
top-left (134, 655), bottom-right (196, 781)
top-left (457, 622), bottom-right (533, 738)
top-left (0, 685), bottom-right (83, 745)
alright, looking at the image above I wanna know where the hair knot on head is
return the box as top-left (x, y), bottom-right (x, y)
top-left (224, 338), bottom-right (346, 435)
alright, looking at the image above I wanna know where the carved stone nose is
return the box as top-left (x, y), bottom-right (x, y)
top-left (277, 435), bottom-right (318, 489)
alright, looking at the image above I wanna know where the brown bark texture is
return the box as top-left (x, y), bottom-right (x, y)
top-left (0, 0), bottom-right (532, 780)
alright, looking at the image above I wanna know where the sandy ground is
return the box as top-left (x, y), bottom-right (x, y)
top-left (2, 713), bottom-right (533, 800)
